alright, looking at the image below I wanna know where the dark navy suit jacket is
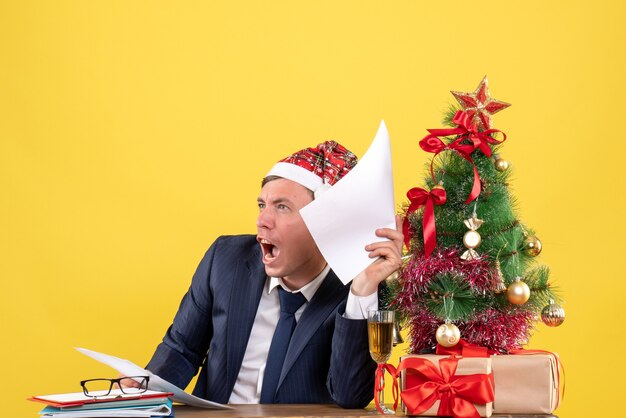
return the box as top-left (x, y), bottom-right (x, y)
top-left (146, 235), bottom-right (376, 407)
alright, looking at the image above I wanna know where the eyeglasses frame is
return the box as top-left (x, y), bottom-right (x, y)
top-left (80, 375), bottom-right (150, 398)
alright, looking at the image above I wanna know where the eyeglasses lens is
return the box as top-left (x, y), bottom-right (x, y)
top-left (83, 379), bottom-right (113, 397)
top-left (118, 377), bottom-right (148, 394)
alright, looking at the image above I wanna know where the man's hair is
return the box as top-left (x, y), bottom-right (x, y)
top-left (261, 175), bottom-right (282, 188)
top-left (261, 175), bottom-right (314, 199)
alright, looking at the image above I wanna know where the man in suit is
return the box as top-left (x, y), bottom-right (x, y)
top-left (143, 141), bottom-right (404, 407)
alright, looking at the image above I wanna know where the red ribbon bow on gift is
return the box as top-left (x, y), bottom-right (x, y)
top-left (435, 339), bottom-right (498, 358)
top-left (420, 110), bottom-right (507, 204)
top-left (402, 186), bottom-right (447, 257)
top-left (396, 356), bottom-right (494, 418)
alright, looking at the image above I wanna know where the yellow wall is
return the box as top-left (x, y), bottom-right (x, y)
top-left (1, 1), bottom-right (624, 416)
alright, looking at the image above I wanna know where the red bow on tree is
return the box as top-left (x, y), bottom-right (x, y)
top-left (419, 110), bottom-right (507, 203)
top-left (428, 110), bottom-right (507, 157)
top-left (403, 186), bottom-right (447, 257)
top-left (396, 356), bottom-right (495, 418)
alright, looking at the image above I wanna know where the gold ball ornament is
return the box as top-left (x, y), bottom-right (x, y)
top-left (541, 301), bottom-right (565, 327)
top-left (507, 278), bottom-right (530, 305)
top-left (524, 235), bottom-right (543, 256)
top-left (435, 322), bottom-right (461, 347)
top-left (494, 157), bottom-right (509, 172)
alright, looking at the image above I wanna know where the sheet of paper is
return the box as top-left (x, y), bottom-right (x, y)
top-left (75, 348), bottom-right (230, 409)
top-left (300, 120), bottom-right (396, 284)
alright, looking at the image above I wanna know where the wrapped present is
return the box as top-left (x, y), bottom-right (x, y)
top-left (397, 354), bottom-right (494, 418)
top-left (491, 351), bottom-right (562, 414)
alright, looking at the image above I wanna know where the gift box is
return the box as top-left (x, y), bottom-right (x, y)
top-left (491, 352), bottom-right (561, 414)
top-left (398, 354), bottom-right (494, 417)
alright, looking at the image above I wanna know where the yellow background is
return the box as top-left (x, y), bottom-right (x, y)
top-left (1, 1), bottom-right (624, 416)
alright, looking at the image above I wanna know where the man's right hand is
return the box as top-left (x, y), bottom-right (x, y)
top-left (351, 214), bottom-right (404, 297)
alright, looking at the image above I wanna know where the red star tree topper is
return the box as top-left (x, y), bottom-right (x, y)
top-left (451, 76), bottom-right (511, 130)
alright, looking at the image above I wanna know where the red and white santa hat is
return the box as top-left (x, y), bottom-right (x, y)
top-left (265, 141), bottom-right (358, 197)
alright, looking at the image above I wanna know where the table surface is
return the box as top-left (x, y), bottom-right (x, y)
top-left (173, 404), bottom-right (558, 417)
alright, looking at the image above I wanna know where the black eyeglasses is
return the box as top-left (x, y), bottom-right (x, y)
top-left (80, 376), bottom-right (149, 398)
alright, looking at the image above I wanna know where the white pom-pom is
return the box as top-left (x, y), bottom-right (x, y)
top-left (314, 183), bottom-right (331, 199)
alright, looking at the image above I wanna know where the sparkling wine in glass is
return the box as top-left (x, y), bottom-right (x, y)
top-left (368, 310), bottom-right (394, 414)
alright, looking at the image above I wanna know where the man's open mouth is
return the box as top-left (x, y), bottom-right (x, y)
top-left (259, 238), bottom-right (279, 262)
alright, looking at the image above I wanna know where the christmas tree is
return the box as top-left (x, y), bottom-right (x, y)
top-left (388, 77), bottom-right (565, 354)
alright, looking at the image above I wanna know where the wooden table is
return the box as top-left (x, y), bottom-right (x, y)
top-left (173, 404), bottom-right (558, 417)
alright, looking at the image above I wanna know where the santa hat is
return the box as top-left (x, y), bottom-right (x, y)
top-left (265, 141), bottom-right (358, 197)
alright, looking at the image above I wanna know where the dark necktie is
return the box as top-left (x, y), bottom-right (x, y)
top-left (260, 287), bottom-right (307, 403)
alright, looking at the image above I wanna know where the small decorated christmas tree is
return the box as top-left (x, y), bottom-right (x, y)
top-left (389, 77), bottom-right (565, 354)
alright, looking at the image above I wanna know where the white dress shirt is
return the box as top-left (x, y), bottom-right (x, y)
top-left (228, 265), bottom-right (377, 403)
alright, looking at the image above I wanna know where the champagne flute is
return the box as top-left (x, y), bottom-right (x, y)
top-left (367, 310), bottom-right (394, 414)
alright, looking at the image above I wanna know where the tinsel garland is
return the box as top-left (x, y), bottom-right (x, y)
top-left (397, 247), bottom-right (496, 296)
top-left (461, 308), bottom-right (536, 353)
top-left (394, 247), bottom-right (535, 353)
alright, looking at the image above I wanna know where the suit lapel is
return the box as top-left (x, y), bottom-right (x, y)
top-left (278, 270), bottom-right (349, 388)
top-left (225, 246), bottom-right (266, 394)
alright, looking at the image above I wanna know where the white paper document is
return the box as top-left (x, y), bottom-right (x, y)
top-left (300, 120), bottom-right (396, 284)
top-left (75, 347), bottom-right (230, 409)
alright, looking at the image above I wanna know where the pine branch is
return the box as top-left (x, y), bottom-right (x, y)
top-left (442, 104), bottom-right (459, 127)
top-left (426, 273), bottom-right (491, 321)
top-left (524, 265), bottom-right (560, 311)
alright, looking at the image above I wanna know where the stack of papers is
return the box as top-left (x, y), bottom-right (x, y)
top-left (29, 347), bottom-right (230, 417)
top-left (29, 390), bottom-right (174, 417)
top-left (75, 347), bottom-right (229, 409)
